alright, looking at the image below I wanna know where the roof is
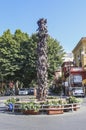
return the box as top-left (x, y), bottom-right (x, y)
top-left (72, 37), bottom-right (86, 53)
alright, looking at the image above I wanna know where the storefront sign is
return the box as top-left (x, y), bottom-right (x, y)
top-left (71, 67), bottom-right (83, 72)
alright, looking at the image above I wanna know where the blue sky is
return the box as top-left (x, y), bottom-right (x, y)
top-left (0, 0), bottom-right (86, 52)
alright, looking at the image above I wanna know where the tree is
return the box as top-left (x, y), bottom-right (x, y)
top-left (14, 30), bottom-right (37, 87)
top-left (0, 28), bottom-right (65, 90)
top-left (0, 29), bottom-right (21, 80)
top-left (47, 36), bottom-right (65, 79)
top-left (13, 29), bottom-right (30, 85)
top-left (36, 18), bottom-right (48, 100)
top-left (0, 29), bottom-right (29, 88)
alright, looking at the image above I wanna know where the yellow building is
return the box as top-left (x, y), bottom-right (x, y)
top-left (72, 37), bottom-right (86, 67)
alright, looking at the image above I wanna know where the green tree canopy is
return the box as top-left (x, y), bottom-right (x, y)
top-left (47, 36), bottom-right (65, 79)
top-left (0, 30), bottom-right (21, 78)
top-left (0, 30), bottom-right (65, 87)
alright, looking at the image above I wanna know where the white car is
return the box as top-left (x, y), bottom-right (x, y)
top-left (18, 88), bottom-right (29, 95)
top-left (72, 87), bottom-right (85, 97)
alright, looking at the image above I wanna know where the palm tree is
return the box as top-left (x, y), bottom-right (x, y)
top-left (36, 18), bottom-right (48, 100)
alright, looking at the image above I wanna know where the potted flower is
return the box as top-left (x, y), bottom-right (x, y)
top-left (44, 100), bottom-right (64, 115)
top-left (21, 102), bottom-right (41, 115)
top-left (66, 96), bottom-right (80, 111)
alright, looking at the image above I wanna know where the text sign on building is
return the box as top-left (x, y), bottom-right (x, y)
top-left (71, 67), bottom-right (83, 72)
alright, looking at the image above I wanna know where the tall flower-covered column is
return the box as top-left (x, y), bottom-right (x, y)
top-left (36, 18), bottom-right (48, 100)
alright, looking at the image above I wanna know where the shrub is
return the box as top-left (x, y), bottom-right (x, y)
top-left (21, 102), bottom-right (41, 112)
top-left (66, 96), bottom-right (80, 104)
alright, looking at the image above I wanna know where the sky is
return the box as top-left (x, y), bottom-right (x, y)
top-left (0, 0), bottom-right (86, 52)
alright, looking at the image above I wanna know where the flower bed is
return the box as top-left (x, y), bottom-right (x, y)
top-left (5, 96), bottom-right (81, 115)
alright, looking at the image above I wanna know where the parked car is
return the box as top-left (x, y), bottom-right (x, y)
top-left (5, 89), bottom-right (15, 96)
top-left (28, 88), bottom-right (34, 95)
top-left (71, 87), bottom-right (85, 97)
top-left (18, 88), bottom-right (29, 95)
top-left (47, 89), bottom-right (52, 95)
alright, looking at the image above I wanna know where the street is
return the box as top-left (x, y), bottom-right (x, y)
top-left (0, 96), bottom-right (86, 130)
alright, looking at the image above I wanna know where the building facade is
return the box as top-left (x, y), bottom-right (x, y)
top-left (62, 52), bottom-right (74, 62)
top-left (72, 37), bottom-right (86, 67)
